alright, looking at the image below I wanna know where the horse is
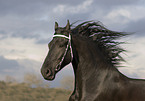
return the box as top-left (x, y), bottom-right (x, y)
top-left (41, 20), bottom-right (145, 101)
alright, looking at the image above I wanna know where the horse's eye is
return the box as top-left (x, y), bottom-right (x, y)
top-left (59, 44), bottom-right (64, 47)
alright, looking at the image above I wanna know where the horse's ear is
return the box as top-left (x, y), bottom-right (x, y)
top-left (65, 20), bottom-right (70, 30)
top-left (55, 22), bottom-right (59, 30)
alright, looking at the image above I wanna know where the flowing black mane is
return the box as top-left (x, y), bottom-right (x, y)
top-left (71, 21), bottom-right (127, 67)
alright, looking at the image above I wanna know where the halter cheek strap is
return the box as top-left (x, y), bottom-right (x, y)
top-left (53, 34), bottom-right (73, 71)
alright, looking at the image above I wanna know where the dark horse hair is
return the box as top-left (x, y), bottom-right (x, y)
top-left (71, 21), bottom-right (127, 66)
top-left (41, 20), bottom-right (145, 101)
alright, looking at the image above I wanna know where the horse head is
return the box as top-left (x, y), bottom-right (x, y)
top-left (41, 20), bottom-right (73, 80)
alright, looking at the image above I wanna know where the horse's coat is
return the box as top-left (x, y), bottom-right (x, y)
top-left (41, 21), bottom-right (145, 101)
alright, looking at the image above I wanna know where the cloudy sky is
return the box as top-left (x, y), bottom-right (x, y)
top-left (0, 0), bottom-right (145, 87)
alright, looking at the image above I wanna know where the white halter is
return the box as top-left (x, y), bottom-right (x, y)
top-left (53, 34), bottom-right (73, 71)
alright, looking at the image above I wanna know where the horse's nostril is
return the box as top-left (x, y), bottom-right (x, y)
top-left (46, 69), bottom-right (51, 77)
top-left (43, 69), bottom-right (55, 80)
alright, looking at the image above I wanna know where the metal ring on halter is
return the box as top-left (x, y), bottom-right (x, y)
top-left (53, 34), bottom-right (73, 71)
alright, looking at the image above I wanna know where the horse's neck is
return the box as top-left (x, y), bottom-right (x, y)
top-left (71, 36), bottom-right (125, 99)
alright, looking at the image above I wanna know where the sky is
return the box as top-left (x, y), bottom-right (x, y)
top-left (0, 0), bottom-right (145, 87)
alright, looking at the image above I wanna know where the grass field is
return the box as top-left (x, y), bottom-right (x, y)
top-left (0, 81), bottom-right (71, 101)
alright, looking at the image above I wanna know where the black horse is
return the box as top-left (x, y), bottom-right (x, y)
top-left (41, 20), bottom-right (145, 101)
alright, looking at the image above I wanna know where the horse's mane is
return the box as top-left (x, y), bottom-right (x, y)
top-left (71, 21), bottom-right (128, 67)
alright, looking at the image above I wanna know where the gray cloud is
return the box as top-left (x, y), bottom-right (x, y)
top-left (0, 0), bottom-right (145, 41)
top-left (0, 0), bottom-right (85, 17)
top-left (93, 0), bottom-right (141, 7)
top-left (0, 0), bottom-right (144, 43)
top-left (124, 18), bottom-right (145, 37)
top-left (36, 38), bottom-right (51, 44)
top-left (0, 56), bottom-right (21, 80)
top-left (0, 56), bottom-right (19, 71)
top-left (0, 0), bottom-right (49, 16)
top-left (0, 30), bottom-right (6, 34)
top-left (0, 56), bottom-right (41, 81)
top-left (0, 30), bottom-right (7, 40)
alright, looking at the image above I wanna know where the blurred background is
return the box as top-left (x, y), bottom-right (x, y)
top-left (0, 1), bottom-right (145, 99)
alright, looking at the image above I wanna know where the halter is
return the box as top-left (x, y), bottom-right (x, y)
top-left (53, 34), bottom-right (73, 71)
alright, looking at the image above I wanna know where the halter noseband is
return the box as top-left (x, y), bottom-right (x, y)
top-left (53, 34), bottom-right (73, 71)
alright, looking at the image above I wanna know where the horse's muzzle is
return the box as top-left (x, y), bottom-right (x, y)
top-left (41, 68), bottom-right (55, 81)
